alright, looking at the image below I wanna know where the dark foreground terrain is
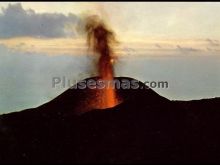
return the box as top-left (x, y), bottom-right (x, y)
top-left (1, 77), bottom-right (220, 164)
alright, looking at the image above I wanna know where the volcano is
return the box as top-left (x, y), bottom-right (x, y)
top-left (1, 77), bottom-right (220, 163)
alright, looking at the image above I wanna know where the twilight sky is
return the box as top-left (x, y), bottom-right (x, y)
top-left (0, 2), bottom-right (220, 114)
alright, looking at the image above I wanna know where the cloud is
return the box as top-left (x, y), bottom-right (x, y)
top-left (0, 3), bottom-right (79, 38)
top-left (155, 44), bottom-right (161, 49)
top-left (176, 45), bottom-right (200, 54)
top-left (206, 38), bottom-right (219, 47)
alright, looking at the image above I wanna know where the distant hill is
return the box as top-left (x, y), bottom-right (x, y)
top-left (1, 77), bottom-right (220, 163)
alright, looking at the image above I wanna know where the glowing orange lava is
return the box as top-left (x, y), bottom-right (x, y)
top-left (85, 16), bottom-right (118, 109)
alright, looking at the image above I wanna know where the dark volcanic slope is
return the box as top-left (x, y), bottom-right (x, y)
top-left (0, 77), bottom-right (220, 163)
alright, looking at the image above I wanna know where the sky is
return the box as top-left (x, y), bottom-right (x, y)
top-left (0, 2), bottom-right (220, 114)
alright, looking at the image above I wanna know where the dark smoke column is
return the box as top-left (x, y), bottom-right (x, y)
top-left (85, 15), bottom-right (118, 109)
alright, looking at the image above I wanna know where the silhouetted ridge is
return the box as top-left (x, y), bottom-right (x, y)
top-left (1, 77), bottom-right (220, 163)
top-left (38, 76), bottom-right (169, 116)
